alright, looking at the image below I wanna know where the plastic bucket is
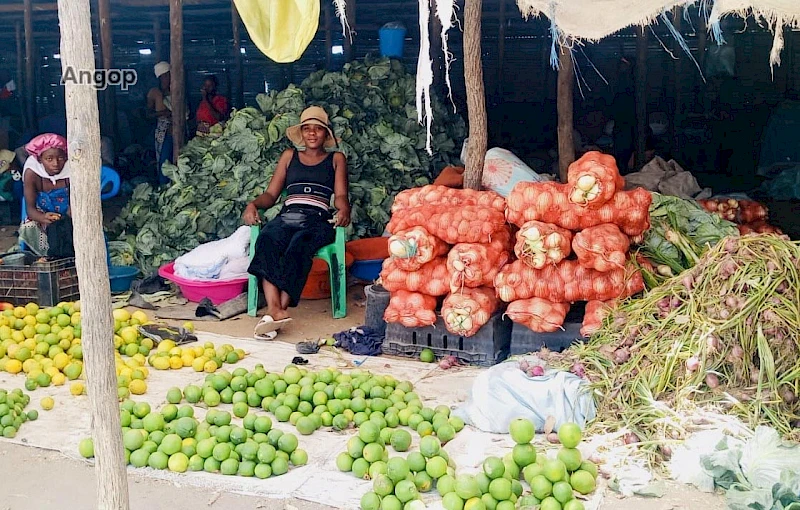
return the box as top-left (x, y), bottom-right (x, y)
top-left (379, 27), bottom-right (406, 58)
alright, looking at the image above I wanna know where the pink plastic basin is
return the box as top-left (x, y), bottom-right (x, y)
top-left (158, 262), bottom-right (248, 305)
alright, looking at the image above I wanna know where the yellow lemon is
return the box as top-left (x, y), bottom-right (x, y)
top-left (131, 311), bottom-right (149, 324)
top-left (40, 396), bottom-right (55, 410)
top-left (22, 325), bottom-right (37, 339)
top-left (45, 366), bottom-right (60, 378)
top-left (203, 360), bottom-right (218, 373)
top-left (22, 358), bottom-right (40, 373)
top-left (70, 382), bottom-right (85, 396)
top-left (6, 343), bottom-right (19, 358)
top-left (181, 353), bottom-right (194, 368)
top-left (112, 309), bottom-right (131, 323)
top-left (119, 327), bottom-right (139, 345)
top-left (191, 357), bottom-right (207, 372)
top-left (191, 346), bottom-right (204, 358)
top-left (0, 324), bottom-right (11, 340)
top-left (51, 373), bottom-right (66, 386)
top-left (168, 346), bottom-right (182, 357)
top-left (168, 356), bottom-right (183, 370)
top-left (52, 352), bottom-right (69, 370)
top-left (131, 368), bottom-right (146, 380)
top-left (129, 379), bottom-right (147, 395)
top-left (182, 321), bottom-right (195, 333)
top-left (137, 366), bottom-right (149, 378)
top-left (11, 330), bottom-right (25, 343)
top-left (24, 303), bottom-right (39, 315)
top-left (5, 359), bottom-right (22, 374)
top-left (158, 340), bottom-right (176, 353)
top-left (139, 337), bottom-right (154, 351)
top-left (151, 357), bottom-right (170, 370)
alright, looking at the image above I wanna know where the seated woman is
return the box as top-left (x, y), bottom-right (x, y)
top-left (243, 106), bottom-right (350, 339)
top-left (18, 133), bottom-right (74, 258)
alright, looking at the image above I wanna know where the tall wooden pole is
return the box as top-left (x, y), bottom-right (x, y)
top-left (56, 0), bottom-right (130, 508)
top-left (497, 0), bottom-right (506, 99)
top-left (97, 0), bottom-right (118, 146)
top-left (557, 46), bottom-right (575, 181)
top-left (153, 16), bottom-right (162, 61)
top-left (343, 0), bottom-right (356, 62)
top-left (635, 26), bottom-right (648, 169)
top-left (697, 9), bottom-right (707, 72)
top-left (463, 0), bottom-right (487, 190)
top-left (231, 1), bottom-right (244, 109)
top-left (15, 22), bottom-right (28, 132)
top-left (24, 0), bottom-right (36, 128)
top-left (430, 0), bottom-right (444, 92)
top-left (325, 4), bottom-right (332, 70)
top-left (170, 0), bottom-right (185, 160)
top-left (672, 7), bottom-right (683, 154)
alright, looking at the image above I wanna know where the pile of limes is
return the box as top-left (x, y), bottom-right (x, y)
top-left (147, 341), bottom-right (246, 373)
top-left (79, 398), bottom-right (306, 479)
top-left (0, 387), bottom-right (37, 438)
top-left (357, 435), bottom-right (454, 510)
top-left (112, 308), bottom-right (155, 358)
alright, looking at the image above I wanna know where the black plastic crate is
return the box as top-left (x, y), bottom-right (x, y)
top-left (0, 253), bottom-right (80, 306)
top-left (383, 313), bottom-right (512, 367)
top-left (509, 302), bottom-right (587, 355)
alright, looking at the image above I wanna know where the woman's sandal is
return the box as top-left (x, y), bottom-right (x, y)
top-left (254, 315), bottom-right (292, 340)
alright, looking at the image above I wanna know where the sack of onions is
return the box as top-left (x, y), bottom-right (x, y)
top-left (566, 151), bottom-right (625, 209)
top-left (388, 226), bottom-right (450, 271)
top-left (514, 220), bottom-right (572, 269)
top-left (505, 298), bottom-right (570, 333)
top-left (580, 300), bottom-right (617, 337)
top-left (441, 287), bottom-right (499, 337)
top-left (572, 224), bottom-right (630, 272)
top-left (386, 204), bottom-right (507, 244)
top-left (380, 257), bottom-right (450, 296)
top-left (391, 185), bottom-right (506, 214)
top-left (447, 243), bottom-right (510, 293)
top-left (384, 290), bottom-right (438, 328)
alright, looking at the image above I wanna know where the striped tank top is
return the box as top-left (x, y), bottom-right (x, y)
top-left (284, 150), bottom-right (336, 211)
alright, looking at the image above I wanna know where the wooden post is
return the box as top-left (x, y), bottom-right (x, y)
top-left (56, 1), bottom-right (130, 508)
top-left (463, 0), bottom-right (487, 190)
top-left (15, 22), bottom-right (28, 132)
top-left (24, 0), bottom-right (36, 127)
top-left (635, 26), bottom-right (648, 168)
top-left (497, 0), bottom-right (506, 99)
top-left (343, 0), bottom-right (355, 62)
top-left (153, 16), bottom-right (162, 61)
top-left (170, 0), bottom-right (185, 160)
top-left (231, 0), bottom-right (244, 109)
top-left (697, 8), bottom-right (707, 71)
top-left (557, 46), bottom-right (575, 181)
top-left (672, 6), bottom-right (683, 153)
top-left (97, 0), bottom-right (118, 145)
top-left (325, 4), bottom-right (332, 70)
top-left (430, 0), bottom-right (444, 92)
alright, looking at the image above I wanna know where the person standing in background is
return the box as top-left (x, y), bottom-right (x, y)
top-left (147, 61), bottom-right (173, 184)
top-left (609, 57), bottom-right (637, 174)
top-left (195, 75), bottom-right (229, 137)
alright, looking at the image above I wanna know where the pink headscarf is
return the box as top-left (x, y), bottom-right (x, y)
top-left (25, 133), bottom-right (67, 159)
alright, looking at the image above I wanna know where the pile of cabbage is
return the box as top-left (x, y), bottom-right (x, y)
top-left (110, 56), bottom-right (466, 272)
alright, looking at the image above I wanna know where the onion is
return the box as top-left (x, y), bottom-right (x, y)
top-left (686, 357), bottom-right (700, 372)
top-left (670, 296), bottom-right (682, 309)
top-left (705, 373), bottom-right (720, 388)
top-left (780, 387), bottom-right (797, 405)
top-left (724, 238), bottom-right (738, 253)
top-left (719, 308), bottom-right (730, 320)
top-left (519, 360), bottom-right (530, 371)
top-left (530, 365), bottom-right (545, 377)
top-left (545, 232), bottom-right (561, 247)
top-left (522, 227), bottom-right (541, 240)
top-left (657, 265), bottom-right (673, 277)
top-left (570, 189), bottom-right (586, 204)
top-left (623, 432), bottom-right (640, 445)
top-left (657, 297), bottom-right (671, 310)
top-left (682, 275), bottom-right (695, 290)
top-left (706, 335), bottom-right (720, 353)
top-left (547, 433), bottom-right (560, 444)
top-left (767, 261), bottom-right (778, 272)
top-left (750, 367), bottom-right (761, 384)
top-left (730, 345), bottom-right (744, 361)
top-left (660, 445), bottom-right (673, 459)
top-left (613, 348), bottom-right (630, 364)
top-left (571, 363), bottom-right (586, 378)
top-left (389, 240), bottom-right (409, 258)
top-left (576, 174), bottom-right (596, 192)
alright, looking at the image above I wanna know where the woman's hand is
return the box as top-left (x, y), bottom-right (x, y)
top-left (334, 205), bottom-right (351, 227)
top-left (242, 203), bottom-right (261, 225)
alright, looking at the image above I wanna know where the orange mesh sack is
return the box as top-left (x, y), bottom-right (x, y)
top-left (441, 287), bottom-right (499, 337)
top-left (572, 224), bottom-right (630, 272)
top-left (384, 290), bottom-right (438, 328)
top-left (391, 185), bottom-right (506, 213)
top-left (380, 257), bottom-right (450, 296)
top-left (447, 243), bottom-right (510, 293)
top-left (566, 151), bottom-right (625, 209)
top-left (388, 227), bottom-right (450, 271)
top-left (506, 181), bottom-right (652, 236)
top-left (489, 226), bottom-right (515, 253)
top-left (514, 221), bottom-right (573, 269)
top-left (386, 204), bottom-right (507, 244)
top-left (495, 260), bottom-right (645, 303)
top-left (505, 298), bottom-right (570, 333)
top-left (580, 300), bottom-right (617, 337)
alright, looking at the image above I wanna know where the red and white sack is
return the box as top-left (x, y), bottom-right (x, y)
top-left (391, 185), bottom-right (506, 214)
top-left (514, 220), bottom-right (573, 269)
top-left (572, 224), bottom-right (630, 272)
top-left (447, 243), bottom-right (510, 293)
top-left (380, 257), bottom-right (450, 296)
top-left (505, 298), bottom-right (570, 333)
top-left (387, 226), bottom-right (450, 271)
top-left (384, 290), bottom-right (438, 328)
top-left (580, 300), bottom-right (617, 337)
top-left (441, 287), bottom-right (499, 337)
top-left (566, 151), bottom-right (625, 209)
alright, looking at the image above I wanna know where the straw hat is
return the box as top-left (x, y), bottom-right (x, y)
top-left (286, 106), bottom-right (338, 149)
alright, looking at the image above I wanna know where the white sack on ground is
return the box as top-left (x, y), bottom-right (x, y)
top-left (453, 361), bottom-right (596, 434)
top-left (175, 225), bottom-right (251, 280)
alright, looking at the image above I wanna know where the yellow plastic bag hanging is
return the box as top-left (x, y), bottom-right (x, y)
top-left (233, 0), bottom-right (320, 63)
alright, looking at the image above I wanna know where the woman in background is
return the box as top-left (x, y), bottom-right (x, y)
top-left (18, 133), bottom-right (74, 258)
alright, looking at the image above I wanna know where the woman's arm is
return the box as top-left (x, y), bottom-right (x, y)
top-left (332, 152), bottom-right (351, 227)
top-left (146, 89), bottom-right (171, 119)
top-left (22, 171), bottom-right (51, 224)
top-left (242, 149), bottom-right (291, 225)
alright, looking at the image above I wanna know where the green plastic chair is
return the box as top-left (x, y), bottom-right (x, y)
top-left (247, 223), bottom-right (347, 319)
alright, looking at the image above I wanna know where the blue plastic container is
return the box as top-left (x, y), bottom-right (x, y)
top-left (379, 27), bottom-right (407, 58)
top-left (349, 259), bottom-right (384, 282)
top-left (109, 265), bottom-right (139, 293)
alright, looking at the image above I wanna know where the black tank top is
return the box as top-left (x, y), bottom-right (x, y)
top-left (284, 150), bottom-right (336, 211)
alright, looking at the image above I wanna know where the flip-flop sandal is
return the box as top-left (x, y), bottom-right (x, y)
top-left (254, 315), bottom-right (292, 336)
top-left (254, 331), bottom-right (278, 341)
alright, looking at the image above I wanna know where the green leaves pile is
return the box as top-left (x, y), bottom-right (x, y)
top-left (110, 57), bottom-right (466, 273)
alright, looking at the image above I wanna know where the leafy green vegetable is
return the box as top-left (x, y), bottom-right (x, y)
top-left (110, 56), bottom-right (466, 272)
top-left (637, 193), bottom-right (739, 285)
